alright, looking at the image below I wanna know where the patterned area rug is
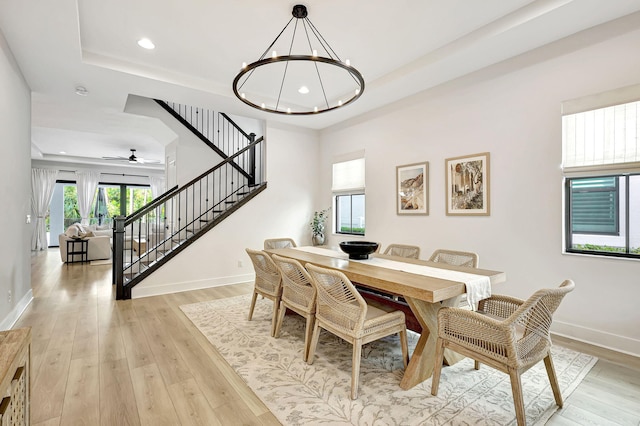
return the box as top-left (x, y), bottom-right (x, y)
top-left (180, 294), bottom-right (597, 426)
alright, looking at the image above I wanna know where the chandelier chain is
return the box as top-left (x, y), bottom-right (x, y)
top-left (302, 19), bottom-right (329, 109)
top-left (275, 18), bottom-right (300, 110)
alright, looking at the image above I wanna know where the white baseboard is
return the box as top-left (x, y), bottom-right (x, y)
top-left (553, 319), bottom-right (640, 358)
top-left (0, 289), bottom-right (33, 330)
top-left (131, 273), bottom-right (254, 299)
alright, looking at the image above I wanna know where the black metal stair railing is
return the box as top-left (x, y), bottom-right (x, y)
top-left (113, 136), bottom-right (266, 300)
top-left (154, 100), bottom-right (256, 180)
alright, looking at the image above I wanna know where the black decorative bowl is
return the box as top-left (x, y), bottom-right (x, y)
top-left (339, 241), bottom-right (379, 260)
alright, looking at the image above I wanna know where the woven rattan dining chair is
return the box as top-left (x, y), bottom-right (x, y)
top-left (428, 249), bottom-right (478, 268)
top-left (264, 238), bottom-right (297, 250)
top-left (429, 249), bottom-right (479, 308)
top-left (271, 254), bottom-right (317, 361)
top-left (245, 248), bottom-right (282, 337)
top-left (383, 243), bottom-right (421, 259)
top-left (305, 263), bottom-right (409, 400)
top-left (431, 280), bottom-right (576, 426)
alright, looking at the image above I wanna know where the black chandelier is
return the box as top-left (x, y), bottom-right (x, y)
top-left (232, 4), bottom-right (364, 115)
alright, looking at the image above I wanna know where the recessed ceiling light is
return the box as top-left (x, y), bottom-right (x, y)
top-left (137, 38), bottom-right (155, 49)
top-left (75, 86), bottom-right (89, 96)
top-left (298, 86), bottom-right (309, 94)
top-left (59, 151), bottom-right (66, 154)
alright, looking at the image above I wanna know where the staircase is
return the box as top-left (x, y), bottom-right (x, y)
top-left (113, 102), bottom-right (266, 299)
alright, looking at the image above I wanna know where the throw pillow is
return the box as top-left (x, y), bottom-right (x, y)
top-left (65, 225), bottom-right (79, 238)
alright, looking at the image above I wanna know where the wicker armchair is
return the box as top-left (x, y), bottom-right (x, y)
top-left (383, 243), bottom-right (421, 259)
top-left (431, 280), bottom-right (576, 426)
top-left (271, 254), bottom-right (317, 361)
top-left (264, 238), bottom-right (297, 250)
top-left (245, 249), bottom-right (282, 337)
top-left (306, 263), bottom-right (409, 399)
top-left (428, 249), bottom-right (478, 267)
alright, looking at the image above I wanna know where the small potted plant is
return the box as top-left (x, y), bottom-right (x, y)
top-left (310, 208), bottom-right (330, 246)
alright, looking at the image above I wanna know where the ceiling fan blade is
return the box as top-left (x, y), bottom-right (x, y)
top-left (137, 158), bottom-right (161, 164)
top-left (101, 150), bottom-right (160, 164)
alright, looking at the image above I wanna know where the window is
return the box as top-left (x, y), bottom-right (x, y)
top-left (566, 174), bottom-right (639, 256)
top-left (332, 156), bottom-right (365, 235)
top-left (335, 194), bottom-right (365, 235)
top-left (48, 181), bottom-right (152, 247)
top-left (562, 94), bottom-right (640, 258)
top-left (569, 177), bottom-right (618, 235)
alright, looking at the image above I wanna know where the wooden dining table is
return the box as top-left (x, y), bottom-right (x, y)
top-left (265, 246), bottom-right (507, 390)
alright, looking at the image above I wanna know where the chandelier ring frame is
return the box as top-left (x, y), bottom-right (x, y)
top-left (232, 55), bottom-right (365, 116)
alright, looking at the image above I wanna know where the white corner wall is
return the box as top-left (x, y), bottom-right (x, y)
top-left (0, 29), bottom-right (33, 329)
top-left (132, 122), bottom-right (320, 298)
top-left (319, 28), bottom-right (640, 356)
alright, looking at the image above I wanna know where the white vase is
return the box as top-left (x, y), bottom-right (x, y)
top-left (312, 234), bottom-right (325, 246)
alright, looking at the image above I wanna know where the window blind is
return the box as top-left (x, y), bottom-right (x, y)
top-left (332, 158), bottom-right (365, 192)
top-left (562, 99), bottom-right (640, 176)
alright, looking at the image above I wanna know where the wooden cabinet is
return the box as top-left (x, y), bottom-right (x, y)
top-left (0, 328), bottom-right (30, 425)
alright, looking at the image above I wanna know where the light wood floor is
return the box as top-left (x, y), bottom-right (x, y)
top-left (14, 249), bottom-right (640, 425)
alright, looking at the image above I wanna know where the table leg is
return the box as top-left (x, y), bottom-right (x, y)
top-left (400, 295), bottom-right (464, 389)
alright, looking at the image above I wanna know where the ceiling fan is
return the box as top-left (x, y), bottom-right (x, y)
top-left (102, 149), bottom-right (160, 164)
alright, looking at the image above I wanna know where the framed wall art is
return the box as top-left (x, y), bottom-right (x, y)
top-left (396, 162), bottom-right (428, 215)
top-left (445, 152), bottom-right (490, 216)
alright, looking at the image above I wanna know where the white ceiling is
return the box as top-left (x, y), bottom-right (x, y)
top-left (1, 0), bottom-right (640, 169)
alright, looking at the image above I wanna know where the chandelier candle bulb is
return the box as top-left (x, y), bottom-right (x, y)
top-left (272, 51), bottom-right (277, 58)
top-left (346, 59), bottom-right (351, 66)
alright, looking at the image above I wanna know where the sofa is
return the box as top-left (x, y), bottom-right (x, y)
top-left (58, 223), bottom-right (112, 262)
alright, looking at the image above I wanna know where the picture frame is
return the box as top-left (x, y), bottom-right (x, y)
top-left (445, 152), bottom-right (490, 216)
top-left (396, 162), bottom-right (429, 215)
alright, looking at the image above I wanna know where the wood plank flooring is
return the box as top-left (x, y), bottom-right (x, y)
top-left (14, 249), bottom-right (640, 425)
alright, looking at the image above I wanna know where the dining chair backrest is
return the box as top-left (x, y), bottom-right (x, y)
top-left (245, 248), bottom-right (281, 296)
top-left (271, 254), bottom-right (316, 312)
top-left (264, 238), bottom-right (297, 250)
top-left (429, 249), bottom-right (478, 268)
top-left (306, 263), bottom-right (367, 334)
top-left (383, 244), bottom-right (420, 259)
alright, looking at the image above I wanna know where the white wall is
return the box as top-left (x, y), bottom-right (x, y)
top-left (319, 28), bottom-right (640, 356)
top-left (132, 122), bottom-right (320, 297)
top-left (124, 95), bottom-right (220, 187)
top-left (0, 29), bottom-right (32, 329)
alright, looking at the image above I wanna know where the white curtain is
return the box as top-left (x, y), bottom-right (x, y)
top-left (149, 176), bottom-right (166, 199)
top-left (76, 171), bottom-right (101, 225)
top-left (31, 168), bottom-right (59, 250)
